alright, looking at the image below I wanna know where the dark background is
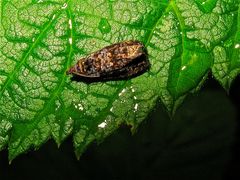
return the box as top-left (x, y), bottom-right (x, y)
top-left (0, 75), bottom-right (239, 180)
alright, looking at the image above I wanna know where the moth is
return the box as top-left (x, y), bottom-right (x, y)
top-left (67, 40), bottom-right (150, 82)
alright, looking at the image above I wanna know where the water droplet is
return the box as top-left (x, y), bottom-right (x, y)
top-left (61, 3), bottom-right (68, 9)
top-left (181, 66), bottom-right (186, 71)
top-left (68, 19), bottom-right (72, 29)
top-left (73, 103), bottom-right (84, 111)
top-left (37, 0), bottom-right (43, 3)
top-left (134, 103), bottom-right (139, 112)
top-left (78, 103), bottom-right (84, 111)
top-left (74, 104), bottom-right (77, 109)
top-left (235, 43), bottom-right (240, 49)
top-left (52, 14), bottom-right (56, 20)
top-left (130, 86), bottom-right (136, 93)
top-left (69, 37), bottom-right (72, 44)
top-left (110, 107), bottom-right (113, 112)
top-left (98, 121), bottom-right (107, 128)
top-left (98, 18), bottom-right (111, 34)
top-left (133, 96), bottom-right (137, 100)
top-left (202, 2), bottom-right (206, 5)
top-left (118, 88), bottom-right (126, 96)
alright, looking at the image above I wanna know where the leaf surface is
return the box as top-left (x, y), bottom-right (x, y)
top-left (0, 0), bottom-right (239, 161)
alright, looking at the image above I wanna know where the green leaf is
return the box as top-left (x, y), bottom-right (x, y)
top-left (0, 0), bottom-right (239, 161)
top-left (212, 4), bottom-right (240, 90)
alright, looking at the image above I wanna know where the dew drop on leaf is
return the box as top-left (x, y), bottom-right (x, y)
top-left (98, 121), bottom-right (107, 128)
top-left (133, 103), bottom-right (139, 112)
top-left (181, 66), bottom-right (187, 71)
top-left (110, 107), bottom-right (113, 112)
top-left (69, 37), bottom-right (73, 45)
top-left (68, 19), bottom-right (72, 30)
top-left (73, 103), bottom-right (84, 111)
top-left (118, 88), bottom-right (127, 97)
top-left (235, 43), bottom-right (240, 49)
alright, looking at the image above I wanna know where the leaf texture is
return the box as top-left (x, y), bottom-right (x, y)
top-left (0, 0), bottom-right (239, 161)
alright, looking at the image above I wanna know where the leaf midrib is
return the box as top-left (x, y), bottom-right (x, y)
top-left (170, 1), bottom-right (189, 98)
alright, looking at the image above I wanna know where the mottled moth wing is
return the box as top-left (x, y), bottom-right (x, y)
top-left (67, 40), bottom-right (150, 81)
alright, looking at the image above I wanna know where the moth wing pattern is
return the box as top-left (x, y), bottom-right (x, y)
top-left (67, 40), bottom-right (150, 81)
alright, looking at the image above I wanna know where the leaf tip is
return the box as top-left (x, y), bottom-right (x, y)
top-left (8, 153), bottom-right (13, 163)
top-left (75, 151), bottom-right (81, 160)
top-left (8, 154), bottom-right (15, 165)
top-left (130, 126), bottom-right (137, 135)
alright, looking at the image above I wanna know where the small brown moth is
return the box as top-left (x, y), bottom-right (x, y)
top-left (67, 40), bottom-right (150, 81)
